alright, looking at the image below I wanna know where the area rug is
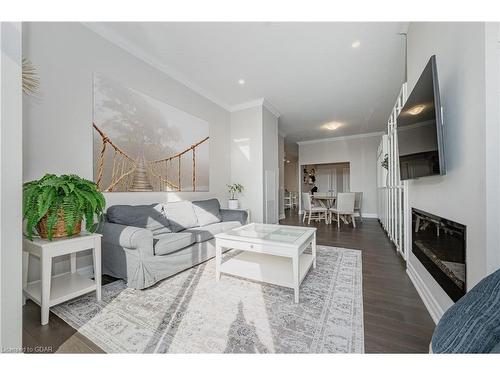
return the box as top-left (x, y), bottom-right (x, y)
top-left (52, 245), bottom-right (364, 353)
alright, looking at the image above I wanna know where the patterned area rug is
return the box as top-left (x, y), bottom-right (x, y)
top-left (52, 246), bottom-right (364, 353)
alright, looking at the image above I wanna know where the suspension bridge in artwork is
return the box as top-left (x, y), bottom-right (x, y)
top-left (93, 123), bottom-right (209, 192)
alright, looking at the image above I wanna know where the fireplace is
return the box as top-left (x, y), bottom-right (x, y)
top-left (412, 208), bottom-right (466, 302)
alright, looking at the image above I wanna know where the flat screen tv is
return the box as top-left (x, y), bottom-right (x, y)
top-left (397, 55), bottom-right (445, 180)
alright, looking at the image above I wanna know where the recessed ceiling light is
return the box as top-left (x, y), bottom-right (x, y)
top-left (238, 79), bottom-right (245, 85)
top-left (351, 40), bottom-right (361, 48)
top-left (322, 121), bottom-right (343, 131)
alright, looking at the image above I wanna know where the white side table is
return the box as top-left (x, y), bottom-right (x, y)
top-left (22, 232), bottom-right (102, 325)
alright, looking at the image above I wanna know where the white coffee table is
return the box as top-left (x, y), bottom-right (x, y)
top-left (214, 223), bottom-right (317, 303)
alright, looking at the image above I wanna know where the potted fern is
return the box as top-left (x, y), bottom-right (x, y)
top-left (23, 174), bottom-right (106, 240)
top-left (227, 183), bottom-right (244, 209)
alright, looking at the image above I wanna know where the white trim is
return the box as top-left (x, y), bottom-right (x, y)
top-left (82, 22), bottom-right (233, 111)
top-left (230, 97), bottom-right (281, 118)
top-left (262, 99), bottom-right (281, 118)
top-left (230, 98), bottom-right (266, 112)
top-left (82, 23), bottom-right (283, 120)
top-left (359, 213), bottom-right (378, 219)
top-left (279, 214), bottom-right (286, 220)
top-left (297, 131), bottom-right (385, 145)
top-left (406, 262), bottom-right (444, 324)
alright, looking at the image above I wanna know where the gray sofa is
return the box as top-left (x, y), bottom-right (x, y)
top-left (98, 198), bottom-right (247, 289)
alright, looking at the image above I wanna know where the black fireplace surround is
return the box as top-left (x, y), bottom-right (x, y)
top-left (412, 208), bottom-right (466, 302)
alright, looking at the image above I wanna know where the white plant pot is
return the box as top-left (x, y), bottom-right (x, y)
top-left (228, 199), bottom-right (239, 210)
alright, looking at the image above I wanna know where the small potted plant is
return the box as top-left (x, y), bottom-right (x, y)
top-left (227, 183), bottom-right (244, 209)
top-left (381, 154), bottom-right (389, 170)
top-left (23, 173), bottom-right (106, 240)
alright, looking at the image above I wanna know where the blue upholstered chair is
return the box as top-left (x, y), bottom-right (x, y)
top-left (431, 268), bottom-right (500, 353)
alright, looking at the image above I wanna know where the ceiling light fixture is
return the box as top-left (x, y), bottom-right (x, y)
top-left (322, 121), bottom-right (343, 131)
top-left (407, 104), bottom-right (426, 116)
top-left (351, 40), bottom-right (361, 48)
top-left (238, 79), bottom-right (245, 85)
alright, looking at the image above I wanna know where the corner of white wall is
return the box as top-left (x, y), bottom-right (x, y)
top-left (0, 21), bottom-right (23, 351)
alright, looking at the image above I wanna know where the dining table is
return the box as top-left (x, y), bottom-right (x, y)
top-left (312, 195), bottom-right (336, 224)
top-left (312, 194), bottom-right (350, 225)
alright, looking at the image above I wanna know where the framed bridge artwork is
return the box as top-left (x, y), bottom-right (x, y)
top-left (92, 75), bottom-right (209, 192)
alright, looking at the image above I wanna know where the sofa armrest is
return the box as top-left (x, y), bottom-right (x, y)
top-left (98, 221), bottom-right (154, 256)
top-left (220, 209), bottom-right (248, 225)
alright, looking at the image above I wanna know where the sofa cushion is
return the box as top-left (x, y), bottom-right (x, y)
top-left (221, 221), bottom-right (242, 232)
top-left (153, 232), bottom-right (196, 256)
top-left (431, 268), bottom-right (500, 353)
top-left (162, 201), bottom-right (198, 232)
top-left (106, 204), bottom-right (171, 235)
top-left (185, 221), bottom-right (241, 243)
top-left (192, 199), bottom-right (222, 227)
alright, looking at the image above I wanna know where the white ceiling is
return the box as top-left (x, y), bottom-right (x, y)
top-left (89, 22), bottom-right (408, 143)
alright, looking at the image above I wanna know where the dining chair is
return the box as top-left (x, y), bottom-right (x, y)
top-left (284, 191), bottom-right (292, 209)
top-left (354, 192), bottom-right (363, 222)
top-left (291, 192), bottom-right (298, 208)
top-left (302, 192), bottom-right (328, 224)
top-left (330, 192), bottom-right (356, 228)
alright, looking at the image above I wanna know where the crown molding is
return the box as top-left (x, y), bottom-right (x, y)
top-left (296, 131), bottom-right (385, 145)
top-left (230, 98), bottom-right (265, 112)
top-left (230, 97), bottom-right (281, 118)
top-left (81, 23), bottom-right (284, 119)
top-left (81, 22), bottom-right (233, 112)
top-left (262, 99), bottom-right (281, 118)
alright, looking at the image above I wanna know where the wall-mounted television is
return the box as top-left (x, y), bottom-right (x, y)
top-left (397, 55), bottom-right (445, 180)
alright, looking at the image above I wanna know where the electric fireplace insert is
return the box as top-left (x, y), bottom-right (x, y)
top-left (412, 208), bottom-right (466, 302)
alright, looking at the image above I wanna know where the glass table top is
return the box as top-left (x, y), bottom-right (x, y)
top-left (225, 224), bottom-right (311, 243)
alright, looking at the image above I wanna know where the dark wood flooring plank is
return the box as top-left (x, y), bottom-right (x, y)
top-left (280, 210), bottom-right (435, 353)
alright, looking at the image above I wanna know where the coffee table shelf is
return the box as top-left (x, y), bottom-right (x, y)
top-left (220, 252), bottom-right (314, 289)
top-left (215, 223), bottom-right (316, 303)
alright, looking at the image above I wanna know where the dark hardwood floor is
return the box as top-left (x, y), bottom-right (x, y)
top-left (280, 210), bottom-right (435, 353)
top-left (23, 210), bottom-right (435, 353)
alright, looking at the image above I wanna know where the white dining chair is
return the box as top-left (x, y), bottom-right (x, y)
top-left (354, 192), bottom-right (363, 222)
top-left (302, 192), bottom-right (328, 224)
top-left (284, 191), bottom-right (292, 209)
top-left (330, 192), bottom-right (356, 228)
top-left (291, 192), bottom-right (298, 208)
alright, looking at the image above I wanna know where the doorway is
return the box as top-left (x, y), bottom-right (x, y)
top-left (301, 162), bottom-right (350, 197)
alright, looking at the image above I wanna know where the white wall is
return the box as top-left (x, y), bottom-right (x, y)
top-left (278, 135), bottom-right (285, 219)
top-left (284, 143), bottom-right (299, 193)
top-left (23, 22), bottom-right (231, 280)
top-left (284, 159), bottom-right (299, 192)
top-left (406, 22), bottom-right (500, 321)
top-left (262, 107), bottom-right (279, 223)
top-left (484, 22), bottom-right (500, 274)
top-left (0, 22), bottom-right (23, 351)
top-left (230, 104), bottom-right (279, 223)
top-left (230, 106), bottom-right (264, 222)
top-left (298, 133), bottom-right (381, 216)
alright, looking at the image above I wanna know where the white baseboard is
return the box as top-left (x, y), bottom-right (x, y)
top-left (359, 213), bottom-right (378, 219)
top-left (406, 262), bottom-right (444, 324)
top-left (279, 214), bottom-right (286, 220)
top-left (297, 211), bottom-right (377, 219)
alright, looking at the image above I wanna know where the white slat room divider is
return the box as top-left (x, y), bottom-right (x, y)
top-left (380, 83), bottom-right (410, 259)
